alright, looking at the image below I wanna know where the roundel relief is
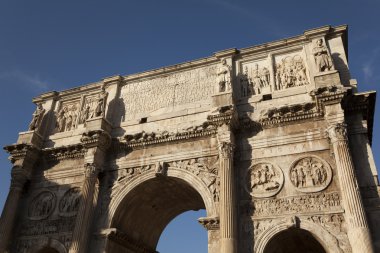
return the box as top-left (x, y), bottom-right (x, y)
top-left (59, 187), bottom-right (81, 217)
top-left (246, 163), bottom-right (284, 198)
top-left (28, 191), bottom-right (56, 220)
top-left (289, 156), bottom-right (332, 193)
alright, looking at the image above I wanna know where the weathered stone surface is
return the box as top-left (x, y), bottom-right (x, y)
top-left (0, 25), bottom-right (379, 253)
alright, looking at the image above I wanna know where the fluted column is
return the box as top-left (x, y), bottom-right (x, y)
top-left (218, 141), bottom-right (237, 253)
top-left (69, 163), bottom-right (101, 253)
top-left (0, 167), bottom-right (28, 252)
top-left (327, 123), bottom-right (374, 253)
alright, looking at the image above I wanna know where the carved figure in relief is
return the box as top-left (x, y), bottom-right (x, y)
top-left (289, 157), bottom-right (331, 192)
top-left (28, 104), bottom-right (45, 131)
top-left (275, 55), bottom-right (308, 89)
top-left (313, 39), bottom-right (333, 72)
top-left (80, 105), bottom-right (90, 123)
top-left (240, 66), bottom-right (251, 97)
top-left (56, 107), bottom-right (67, 132)
top-left (217, 59), bottom-right (232, 92)
top-left (94, 87), bottom-right (107, 117)
top-left (28, 192), bottom-right (55, 220)
top-left (59, 188), bottom-right (81, 215)
top-left (247, 163), bottom-right (283, 198)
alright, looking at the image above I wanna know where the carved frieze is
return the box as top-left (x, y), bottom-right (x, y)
top-left (274, 54), bottom-right (309, 90)
top-left (80, 87), bottom-right (108, 123)
top-left (59, 188), bottom-right (81, 217)
top-left (289, 156), bottom-right (332, 193)
top-left (252, 191), bottom-right (341, 217)
top-left (19, 217), bottom-right (76, 237)
top-left (43, 144), bottom-right (85, 161)
top-left (28, 191), bottom-right (56, 220)
top-left (245, 162), bottom-right (284, 198)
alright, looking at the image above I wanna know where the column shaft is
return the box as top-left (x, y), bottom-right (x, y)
top-left (328, 123), bottom-right (374, 253)
top-left (69, 164), bottom-right (99, 253)
top-left (0, 170), bottom-right (27, 252)
top-left (219, 142), bottom-right (237, 253)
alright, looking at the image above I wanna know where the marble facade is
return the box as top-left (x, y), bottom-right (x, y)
top-left (0, 25), bottom-right (379, 253)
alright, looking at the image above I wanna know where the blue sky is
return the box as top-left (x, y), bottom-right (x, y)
top-left (0, 0), bottom-right (379, 252)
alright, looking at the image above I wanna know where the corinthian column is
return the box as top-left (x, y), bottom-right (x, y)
top-left (69, 163), bottom-right (101, 253)
top-left (218, 141), bottom-right (237, 253)
top-left (327, 123), bottom-right (374, 253)
top-left (0, 167), bottom-right (28, 252)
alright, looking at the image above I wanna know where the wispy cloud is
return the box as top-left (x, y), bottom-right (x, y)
top-left (0, 70), bottom-right (49, 90)
top-left (362, 47), bottom-right (380, 83)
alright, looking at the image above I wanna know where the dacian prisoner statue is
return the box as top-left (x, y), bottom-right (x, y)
top-left (0, 25), bottom-right (379, 253)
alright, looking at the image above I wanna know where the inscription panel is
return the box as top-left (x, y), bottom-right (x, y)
top-left (121, 65), bottom-right (217, 120)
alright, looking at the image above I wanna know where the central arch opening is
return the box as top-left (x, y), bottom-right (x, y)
top-left (109, 176), bottom-right (207, 253)
top-left (264, 228), bottom-right (326, 253)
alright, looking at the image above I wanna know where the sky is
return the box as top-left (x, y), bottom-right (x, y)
top-left (0, 0), bottom-right (379, 252)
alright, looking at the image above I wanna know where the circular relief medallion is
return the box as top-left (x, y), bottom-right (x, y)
top-left (289, 156), bottom-right (332, 193)
top-left (59, 187), bottom-right (81, 217)
top-left (246, 163), bottom-right (284, 198)
top-left (28, 191), bottom-right (56, 220)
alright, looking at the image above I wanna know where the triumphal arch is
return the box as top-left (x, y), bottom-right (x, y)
top-left (0, 25), bottom-right (379, 253)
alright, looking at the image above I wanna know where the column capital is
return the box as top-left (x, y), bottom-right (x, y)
top-left (84, 163), bottom-right (101, 178)
top-left (10, 166), bottom-right (29, 190)
top-left (218, 142), bottom-right (235, 158)
top-left (327, 122), bottom-right (348, 143)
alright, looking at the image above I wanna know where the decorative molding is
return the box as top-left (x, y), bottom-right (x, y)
top-left (120, 123), bottom-right (217, 149)
top-left (107, 229), bottom-right (158, 253)
top-left (3, 143), bottom-right (39, 163)
top-left (43, 144), bottom-right (85, 161)
top-left (198, 216), bottom-right (220, 230)
top-left (81, 129), bottom-right (111, 150)
top-left (327, 123), bottom-right (348, 143)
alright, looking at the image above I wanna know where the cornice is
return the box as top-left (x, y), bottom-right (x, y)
top-left (3, 143), bottom-right (39, 163)
top-left (43, 144), bottom-right (85, 161)
top-left (119, 123), bottom-right (218, 150)
top-left (198, 216), bottom-right (220, 230)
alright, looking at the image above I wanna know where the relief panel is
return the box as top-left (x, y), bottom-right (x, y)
top-left (274, 51), bottom-right (310, 90)
top-left (245, 162), bottom-right (284, 198)
top-left (28, 191), bottom-right (56, 221)
top-left (239, 59), bottom-right (271, 97)
top-left (289, 156), bottom-right (332, 193)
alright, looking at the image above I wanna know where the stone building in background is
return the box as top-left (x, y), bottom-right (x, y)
top-left (0, 25), bottom-right (379, 253)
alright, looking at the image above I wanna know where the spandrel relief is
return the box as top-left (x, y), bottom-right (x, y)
top-left (289, 156), bottom-right (332, 193)
top-left (28, 191), bottom-right (56, 220)
top-left (240, 61), bottom-right (271, 97)
top-left (245, 162), bottom-right (284, 198)
top-left (274, 53), bottom-right (309, 90)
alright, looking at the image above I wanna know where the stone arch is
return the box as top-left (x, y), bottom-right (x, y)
top-left (254, 217), bottom-right (343, 253)
top-left (106, 166), bottom-right (217, 251)
top-left (109, 166), bottom-right (217, 222)
top-left (27, 238), bottom-right (67, 253)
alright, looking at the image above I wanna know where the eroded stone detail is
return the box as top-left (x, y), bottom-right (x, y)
top-left (246, 163), bottom-right (284, 198)
top-left (59, 188), bottom-right (81, 217)
top-left (198, 216), bottom-right (220, 230)
top-left (312, 39), bottom-right (333, 72)
top-left (217, 58), bottom-right (232, 92)
top-left (28, 191), bottom-right (56, 221)
top-left (28, 104), bottom-right (45, 131)
top-left (19, 217), bottom-right (76, 237)
top-left (289, 157), bottom-right (332, 193)
top-left (56, 103), bottom-right (80, 133)
top-left (275, 55), bottom-right (309, 90)
top-left (253, 191), bottom-right (341, 217)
